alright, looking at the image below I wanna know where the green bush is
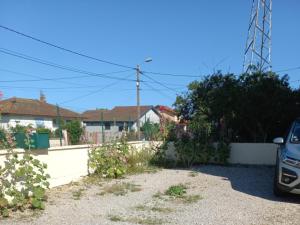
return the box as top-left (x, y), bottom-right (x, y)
top-left (89, 140), bottom-right (129, 178)
top-left (36, 127), bottom-right (51, 134)
top-left (127, 148), bottom-right (156, 174)
top-left (65, 120), bottom-right (83, 145)
top-left (0, 149), bottom-right (50, 217)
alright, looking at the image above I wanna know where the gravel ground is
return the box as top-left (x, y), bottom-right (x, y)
top-left (1, 165), bottom-right (300, 225)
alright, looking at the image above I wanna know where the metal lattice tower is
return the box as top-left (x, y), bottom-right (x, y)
top-left (243, 0), bottom-right (272, 73)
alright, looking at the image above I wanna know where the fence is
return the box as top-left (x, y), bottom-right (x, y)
top-left (0, 142), bottom-right (278, 188)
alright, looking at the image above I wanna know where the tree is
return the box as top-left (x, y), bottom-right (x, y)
top-left (175, 71), bottom-right (300, 143)
top-left (65, 120), bottom-right (83, 145)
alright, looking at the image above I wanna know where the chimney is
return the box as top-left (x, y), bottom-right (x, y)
top-left (40, 91), bottom-right (46, 103)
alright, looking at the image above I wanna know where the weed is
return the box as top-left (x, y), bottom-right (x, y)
top-left (189, 171), bottom-right (198, 177)
top-left (181, 194), bottom-right (202, 204)
top-left (99, 182), bottom-right (142, 196)
top-left (72, 188), bottom-right (85, 200)
top-left (165, 184), bottom-right (187, 197)
top-left (129, 217), bottom-right (165, 225)
top-left (108, 214), bottom-right (165, 224)
top-left (108, 214), bottom-right (124, 222)
top-left (150, 206), bottom-right (173, 213)
top-left (152, 191), bottom-right (164, 200)
top-left (134, 205), bottom-right (173, 214)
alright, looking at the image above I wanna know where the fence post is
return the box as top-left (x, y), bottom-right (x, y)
top-left (100, 111), bottom-right (105, 144)
top-left (56, 104), bottom-right (63, 146)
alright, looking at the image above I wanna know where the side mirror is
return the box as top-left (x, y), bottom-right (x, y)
top-left (273, 137), bottom-right (284, 145)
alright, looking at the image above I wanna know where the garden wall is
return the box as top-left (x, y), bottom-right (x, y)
top-left (229, 143), bottom-right (277, 165)
top-left (0, 142), bottom-right (278, 188)
top-left (0, 141), bottom-right (156, 188)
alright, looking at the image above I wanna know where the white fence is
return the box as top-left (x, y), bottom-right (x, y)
top-left (0, 142), bottom-right (278, 188)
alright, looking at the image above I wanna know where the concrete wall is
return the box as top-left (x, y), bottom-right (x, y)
top-left (0, 142), bottom-right (278, 189)
top-left (229, 143), bottom-right (278, 165)
top-left (0, 141), bottom-right (157, 188)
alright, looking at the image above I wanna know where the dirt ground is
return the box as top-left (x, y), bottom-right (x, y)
top-left (2, 165), bottom-right (300, 225)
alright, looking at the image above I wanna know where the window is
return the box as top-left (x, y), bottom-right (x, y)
top-left (104, 122), bottom-right (111, 130)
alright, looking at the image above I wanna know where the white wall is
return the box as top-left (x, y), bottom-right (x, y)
top-left (229, 143), bottom-right (278, 165)
top-left (1, 115), bottom-right (54, 130)
top-left (132, 109), bottom-right (160, 130)
top-left (0, 141), bottom-right (157, 188)
top-left (0, 142), bottom-right (278, 189)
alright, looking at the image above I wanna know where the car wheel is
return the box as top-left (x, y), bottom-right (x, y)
top-left (273, 155), bottom-right (285, 197)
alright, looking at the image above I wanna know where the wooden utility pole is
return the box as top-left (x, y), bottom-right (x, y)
top-left (136, 65), bottom-right (141, 141)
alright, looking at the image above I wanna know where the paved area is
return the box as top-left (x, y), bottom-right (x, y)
top-left (2, 166), bottom-right (300, 225)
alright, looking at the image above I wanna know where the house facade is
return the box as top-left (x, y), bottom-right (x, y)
top-left (0, 97), bottom-right (82, 130)
top-left (82, 105), bottom-right (160, 143)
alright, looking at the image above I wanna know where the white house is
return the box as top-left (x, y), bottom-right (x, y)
top-left (0, 97), bottom-right (82, 130)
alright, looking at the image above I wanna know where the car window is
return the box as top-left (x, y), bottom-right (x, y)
top-left (290, 122), bottom-right (300, 143)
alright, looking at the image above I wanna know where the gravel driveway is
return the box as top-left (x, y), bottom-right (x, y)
top-left (2, 165), bottom-right (300, 225)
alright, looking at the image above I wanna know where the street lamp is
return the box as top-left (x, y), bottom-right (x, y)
top-left (136, 57), bottom-right (152, 141)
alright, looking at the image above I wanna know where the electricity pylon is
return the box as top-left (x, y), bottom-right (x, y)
top-left (243, 0), bottom-right (272, 73)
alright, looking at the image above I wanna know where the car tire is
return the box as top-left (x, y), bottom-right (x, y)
top-left (273, 155), bottom-right (286, 197)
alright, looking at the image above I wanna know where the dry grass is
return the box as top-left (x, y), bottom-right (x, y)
top-left (99, 182), bottom-right (142, 196)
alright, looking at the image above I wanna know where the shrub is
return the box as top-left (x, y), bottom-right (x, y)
top-left (127, 147), bottom-right (157, 174)
top-left (89, 140), bottom-right (129, 178)
top-left (0, 149), bottom-right (50, 217)
top-left (36, 127), bottom-right (51, 134)
top-left (65, 120), bottom-right (83, 145)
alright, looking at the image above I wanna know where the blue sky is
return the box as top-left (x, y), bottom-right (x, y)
top-left (0, 0), bottom-right (299, 112)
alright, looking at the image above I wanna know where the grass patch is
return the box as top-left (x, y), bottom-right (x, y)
top-left (129, 217), bottom-right (165, 225)
top-left (134, 204), bottom-right (173, 213)
top-left (72, 188), bottom-right (85, 200)
top-left (99, 182), bottom-right (142, 196)
top-left (179, 194), bottom-right (202, 204)
top-left (108, 214), bottom-right (165, 224)
top-left (165, 184), bottom-right (187, 197)
top-left (108, 214), bottom-right (124, 222)
top-left (82, 175), bottom-right (104, 186)
top-left (189, 171), bottom-right (198, 177)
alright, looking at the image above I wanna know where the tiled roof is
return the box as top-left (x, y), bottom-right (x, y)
top-left (0, 97), bottom-right (82, 119)
top-left (82, 105), bottom-right (156, 122)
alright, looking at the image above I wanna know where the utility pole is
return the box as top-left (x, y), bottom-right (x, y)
top-left (136, 65), bottom-right (141, 141)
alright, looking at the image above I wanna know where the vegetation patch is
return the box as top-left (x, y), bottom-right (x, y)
top-left (99, 182), bottom-right (142, 196)
top-left (134, 204), bottom-right (173, 213)
top-left (165, 184), bottom-right (187, 197)
top-left (108, 214), bottom-right (165, 225)
top-left (189, 171), bottom-right (198, 177)
top-left (72, 188), bottom-right (85, 200)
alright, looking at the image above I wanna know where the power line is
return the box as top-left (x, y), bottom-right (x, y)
top-left (59, 73), bottom-right (136, 104)
top-left (142, 82), bottom-right (175, 101)
top-left (274, 66), bottom-right (300, 74)
top-left (0, 49), bottom-right (187, 88)
top-left (142, 71), bottom-right (201, 78)
top-left (0, 25), bottom-right (200, 78)
top-left (0, 67), bottom-right (130, 83)
top-left (0, 48), bottom-right (137, 82)
top-left (142, 72), bottom-right (179, 93)
top-left (0, 24), bottom-right (135, 70)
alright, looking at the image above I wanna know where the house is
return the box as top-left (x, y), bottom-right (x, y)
top-left (82, 105), bottom-right (160, 142)
top-left (0, 96), bottom-right (82, 130)
top-left (155, 105), bottom-right (178, 124)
